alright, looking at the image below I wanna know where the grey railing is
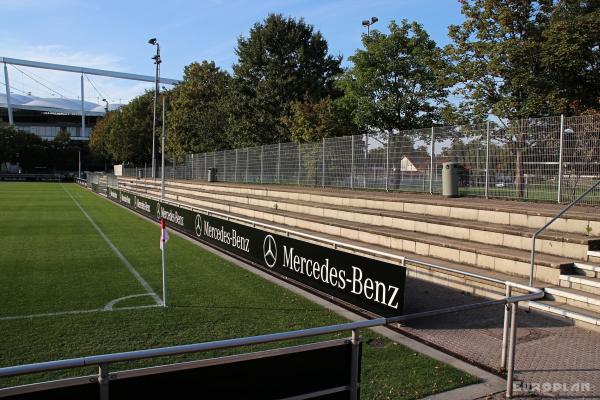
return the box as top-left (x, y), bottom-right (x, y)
top-left (0, 282), bottom-right (542, 399)
top-left (529, 179), bottom-right (600, 287)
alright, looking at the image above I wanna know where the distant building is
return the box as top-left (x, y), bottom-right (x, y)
top-left (0, 93), bottom-right (121, 140)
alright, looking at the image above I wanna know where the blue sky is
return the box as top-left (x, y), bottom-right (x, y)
top-left (0, 0), bottom-right (464, 104)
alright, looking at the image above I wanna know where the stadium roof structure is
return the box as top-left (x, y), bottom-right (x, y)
top-left (0, 92), bottom-right (121, 116)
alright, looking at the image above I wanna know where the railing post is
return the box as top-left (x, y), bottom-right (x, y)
top-left (557, 114), bottom-right (565, 203)
top-left (191, 154), bottom-right (194, 180)
top-left (500, 284), bottom-right (512, 370)
top-left (485, 121), bottom-right (491, 198)
top-left (505, 302), bottom-right (518, 398)
top-left (429, 127), bottom-right (435, 194)
top-left (297, 144), bottom-right (301, 185)
top-left (349, 329), bottom-right (361, 400)
top-left (322, 137), bottom-right (326, 188)
top-left (260, 146), bottom-right (264, 184)
top-left (351, 135), bottom-right (355, 189)
top-left (98, 363), bottom-right (109, 400)
top-left (204, 153), bottom-right (207, 180)
top-left (385, 132), bottom-right (390, 192)
top-left (277, 142), bottom-right (281, 184)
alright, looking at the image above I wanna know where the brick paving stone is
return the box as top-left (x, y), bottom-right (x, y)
top-left (403, 277), bottom-right (600, 399)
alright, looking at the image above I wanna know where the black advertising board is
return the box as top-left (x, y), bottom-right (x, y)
top-left (4, 340), bottom-right (360, 400)
top-left (103, 186), bottom-right (405, 317)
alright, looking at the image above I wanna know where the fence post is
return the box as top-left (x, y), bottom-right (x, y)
top-left (322, 137), bottom-right (325, 188)
top-left (429, 127), bottom-right (435, 194)
top-left (235, 149), bottom-right (238, 182)
top-left (505, 302), bottom-right (518, 398)
top-left (351, 135), bottom-right (355, 189)
top-left (364, 133), bottom-right (368, 189)
top-left (385, 132), bottom-right (390, 192)
top-left (298, 143), bottom-right (301, 185)
top-left (349, 329), bottom-right (361, 400)
top-left (557, 114), bottom-right (565, 203)
top-left (500, 284), bottom-right (512, 370)
top-left (485, 121), bottom-right (491, 198)
top-left (98, 363), bottom-right (109, 400)
top-left (245, 150), bottom-right (249, 183)
top-left (260, 146), bottom-right (264, 184)
top-left (277, 142), bottom-right (281, 183)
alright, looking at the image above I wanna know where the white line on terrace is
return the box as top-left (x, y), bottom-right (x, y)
top-left (61, 185), bottom-right (163, 306)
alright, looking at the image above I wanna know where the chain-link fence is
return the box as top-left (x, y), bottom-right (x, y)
top-left (122, 114), bottom-right (600, 206)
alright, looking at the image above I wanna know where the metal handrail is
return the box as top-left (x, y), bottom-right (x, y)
top-left (529, 179), bottom-right (600, 286)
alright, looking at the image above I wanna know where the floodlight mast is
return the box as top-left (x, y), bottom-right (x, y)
top-left (149, 38), bottom-right (161, 179)
top-left (361, 16), bottom-right (378, 36)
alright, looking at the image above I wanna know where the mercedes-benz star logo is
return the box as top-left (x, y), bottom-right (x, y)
top-left (156, 203), bottom-right (162, 219)
top-left (195, 214), bottom-right (203, 237)
top-left (263, 235), bottom-right (277, 268)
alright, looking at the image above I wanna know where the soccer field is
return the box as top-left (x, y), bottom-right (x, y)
top-left (0, 183), bottom-right (477, 398)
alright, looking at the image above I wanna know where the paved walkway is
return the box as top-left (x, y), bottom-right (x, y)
top-left (402, 279), bottom-right (600, 399)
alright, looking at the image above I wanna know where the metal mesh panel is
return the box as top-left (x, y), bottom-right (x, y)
top-left (120, 114), bottom-right (600, 206)
top-left (279, 142), bottom-right (301, 184)
top-left (324, 136), bottom-right (353, 188)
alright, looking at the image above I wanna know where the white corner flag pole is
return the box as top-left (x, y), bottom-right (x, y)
top-left (160, 218), bottom-right (169, 307)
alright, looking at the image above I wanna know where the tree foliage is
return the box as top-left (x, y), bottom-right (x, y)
top-left (338, 20), bottom-right (451, 135)
top-left (166, 61), bottom-right (232, 158)
top-left (228, 13), bottom-right (342, 146)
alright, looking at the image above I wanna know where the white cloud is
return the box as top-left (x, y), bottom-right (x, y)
top-left (1, 43), bottom-right (154, 104)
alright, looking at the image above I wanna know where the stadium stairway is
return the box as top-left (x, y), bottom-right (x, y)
top-left (116, 177), bottom-right (600, 332)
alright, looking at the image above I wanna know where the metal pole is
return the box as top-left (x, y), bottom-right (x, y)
top-left (349, 329), bottom-right (361, 400)
top-left (3, 63), bottom-right (14, 125)
top-left (364, 133), bottom-right (368, 189)
top-left (98, 363), bottom-right (109, 400)
top-left (245, 150), bottom-right (249, 182)
top-left (78, 150), bottom-right (81, 178)
top-left (429, 127), bottom-right (434, 194)
top-left (505, 302), bottom-right (518, 398)
top-left (351, 135), bottom-right (354, 189)
top-left (500, 284), bottom-right (512, 370)
top-left (80, 74), bottom-right (85, 138)
top-left (297, 144), bottom-right (301, 185)
top-left (260, 146), bottom-right (264, 184)
top-left (151, 44), bottom-right (160, 179)
top-left (385, 133), bottom-right (390, 191)
top-left (277, 143), bottom-right (281, 183)
top-left (235, 149), bottom-right (238, 182)
top-left (557, 114), bottom-right (565, 203)
top-left (191, 154), bottom-right (194, 180)
top-left (161, 96), bottom-right (166, 200)
top-left (161, 220), bottom-right (168, 307)
top-left (322, 138), bottom-right (325, 188)
top-left (485, 121), bottom-right (491, 198)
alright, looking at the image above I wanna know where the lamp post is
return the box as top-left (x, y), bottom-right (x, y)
top-left (148, 38), bottom-right (161, 179)
top-left (102, 98), bottom-right (109, 113)
top-left (361, 16), bottom-right (378, 36)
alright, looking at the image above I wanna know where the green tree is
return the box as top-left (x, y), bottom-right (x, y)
top-left (338, 19), bottom-right (451, 136)
top-left (166, 61), bottom-right (232, 158)
top-left (282, 96), bottom-right (361, 143)
top-left (228, 13), bottom-right (342, 146)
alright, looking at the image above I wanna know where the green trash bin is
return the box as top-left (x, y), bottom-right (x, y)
top-left (442, 162), bottom-right (460, 197)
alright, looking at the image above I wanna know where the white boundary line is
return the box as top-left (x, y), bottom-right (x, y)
top-left (61, 184), bottom-right (163, 306)
top-left (0, 304), bottom-right (160, 322)
top-left (103, 294), bottom-right (155, 311)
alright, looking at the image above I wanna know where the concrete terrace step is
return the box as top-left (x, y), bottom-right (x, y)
top-left (529, 300), bottom-right (600, 332)
top-left (121, 180), bottom-right (599, 261)
top-left (564, 262), bottom-right (600, 278)
top-left (123, 178), bottom-right (600, 236)
top-left (544, 286), bottom-right (600, 313)
top-left (560, 275), bottom-right (600, 296)
top-left (124, 184), bottom-right (572, 284)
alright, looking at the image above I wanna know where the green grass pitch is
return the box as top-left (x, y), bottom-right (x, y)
top-left (0, 182), bottom-right (477, 398)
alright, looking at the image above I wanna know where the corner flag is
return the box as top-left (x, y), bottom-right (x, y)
top-left (160, 218), bottom-right (170, 250)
